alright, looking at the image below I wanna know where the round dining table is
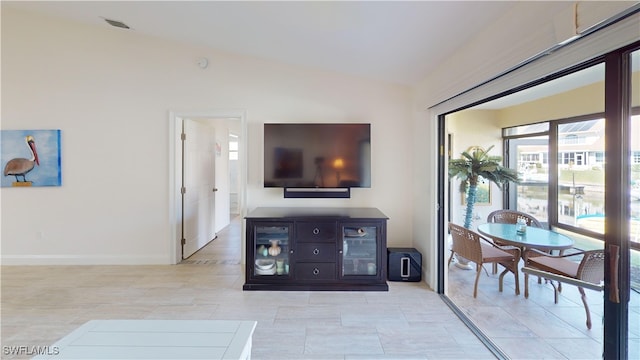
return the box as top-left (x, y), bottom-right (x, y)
top-left (477, 222), bottom-right (574, 255)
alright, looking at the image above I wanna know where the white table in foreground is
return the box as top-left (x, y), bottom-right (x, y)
top-left (33, 320), bottom-right (257, 360)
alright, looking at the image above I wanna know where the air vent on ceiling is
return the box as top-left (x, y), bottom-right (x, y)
top-left (103, 18), bottom-right (130, 29)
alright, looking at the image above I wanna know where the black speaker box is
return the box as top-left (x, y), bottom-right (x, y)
top-left (387, 247), bottom-right (422, 282)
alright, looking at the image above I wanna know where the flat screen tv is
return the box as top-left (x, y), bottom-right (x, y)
top-left (264, 123), bottom-right (371, 189)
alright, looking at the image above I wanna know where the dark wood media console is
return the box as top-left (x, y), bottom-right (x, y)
top-left (243, 207), bottom-right (389, 291)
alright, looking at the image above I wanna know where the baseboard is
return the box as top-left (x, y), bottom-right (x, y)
top-left (0, 254), bottom-right (173, 265)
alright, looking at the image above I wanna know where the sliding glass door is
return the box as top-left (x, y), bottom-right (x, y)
top-left (624, 48), bottom-right (639, 359)
top-left (442, 42), bottom-right (640, 359)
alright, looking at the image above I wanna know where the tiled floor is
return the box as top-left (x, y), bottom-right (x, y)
top-left (1, 217), bottom-right (494, 360)
top-left (447, 255), bottom-right (640, 359)
top-left (2, 216), bottom-right (638, 359)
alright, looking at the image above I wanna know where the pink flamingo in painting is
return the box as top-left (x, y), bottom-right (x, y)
top-left (4, 135), bottom-right (39, 182)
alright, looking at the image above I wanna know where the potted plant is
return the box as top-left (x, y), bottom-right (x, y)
top-left (449, 145), bottom-right (520, 268)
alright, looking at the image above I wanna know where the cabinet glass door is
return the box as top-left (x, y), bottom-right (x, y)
top-left (254, 225), bottom-right (290, 277)
top-left (341, 225), bottom-right (377, 276)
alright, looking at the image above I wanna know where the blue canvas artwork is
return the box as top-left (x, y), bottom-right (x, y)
top-left (1, 130), bottom-right (62, 187)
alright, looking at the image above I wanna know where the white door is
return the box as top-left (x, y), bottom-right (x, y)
top-left (182, 119), bottom-right (216, 259)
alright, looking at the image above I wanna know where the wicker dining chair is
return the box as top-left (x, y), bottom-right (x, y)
top-left (487, 209), bottom-right (544, 228)
top-left (486, 209), bottom-right (544, 273)
top-left (523, 249), bottom-right (605, 329)
top-left (448, 223), bottom-right (521, 298)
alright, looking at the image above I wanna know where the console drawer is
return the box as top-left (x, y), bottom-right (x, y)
top-left (296, 243), bottom-right (336, 262)
top-left (296, 221), bottom-right (337, 242)
top-left (294, 263), bottom-right (336, 281)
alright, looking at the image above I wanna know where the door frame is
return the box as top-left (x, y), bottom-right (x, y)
top-left (168, 109), bottom-right (247, 264)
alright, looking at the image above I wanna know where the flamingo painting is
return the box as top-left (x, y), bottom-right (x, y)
top-left (4, 135), bottom-right (39, 182)
top-left (1, 130), bottom-right (61, 187)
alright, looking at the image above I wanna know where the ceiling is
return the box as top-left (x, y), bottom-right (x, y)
top-left (5, 1), bottom-right (523, 86)
top-left (7, 1), bottom-right (630, 110)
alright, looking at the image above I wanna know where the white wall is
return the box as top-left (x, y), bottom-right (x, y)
top-left (1, 8), bottom-right (413, 264)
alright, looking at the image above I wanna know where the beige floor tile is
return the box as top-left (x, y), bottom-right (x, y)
top-left (304, 326), bottom-right (384, 355)
top-left (5, 217), bottom-right (636, 359)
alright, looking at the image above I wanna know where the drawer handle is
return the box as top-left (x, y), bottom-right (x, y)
top-left (313, 228), bottom-right (320, 235)
top-left (313, 248), bottom-right (320, 255)
top-left (313, 268), bottom-right (320, 275)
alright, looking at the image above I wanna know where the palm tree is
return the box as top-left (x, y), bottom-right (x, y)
top-left (449, 145), bottom-right (520, 229)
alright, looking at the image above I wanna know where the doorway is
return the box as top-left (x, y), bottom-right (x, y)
top-left (169, 110), bottom-right (247, 264)
top-left (181, 118), bottom-right (217, 259)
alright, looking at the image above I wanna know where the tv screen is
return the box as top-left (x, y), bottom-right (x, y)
top-left (264, 123), bottom-right (371, 188)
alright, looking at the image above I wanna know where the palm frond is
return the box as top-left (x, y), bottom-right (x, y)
top-left (449, 145), bottom-right (519, 228)
top-left (449, 146), bottom-right (520, 189)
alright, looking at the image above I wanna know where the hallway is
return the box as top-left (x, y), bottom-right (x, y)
top-left (182, 215), bottom-right (243, 265)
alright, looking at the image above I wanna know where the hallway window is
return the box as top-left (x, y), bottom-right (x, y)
top-left (229, 139), bottom-right (238, 160)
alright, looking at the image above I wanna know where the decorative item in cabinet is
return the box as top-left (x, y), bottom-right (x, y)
top-left (255, 259), bottom-right (276, 275)
top-left (268, 239), bottom-right (282, 256)
top-left (342, 226), bottom-right (378, 276)
top-left (254, 225), bottom-right (290, 277)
